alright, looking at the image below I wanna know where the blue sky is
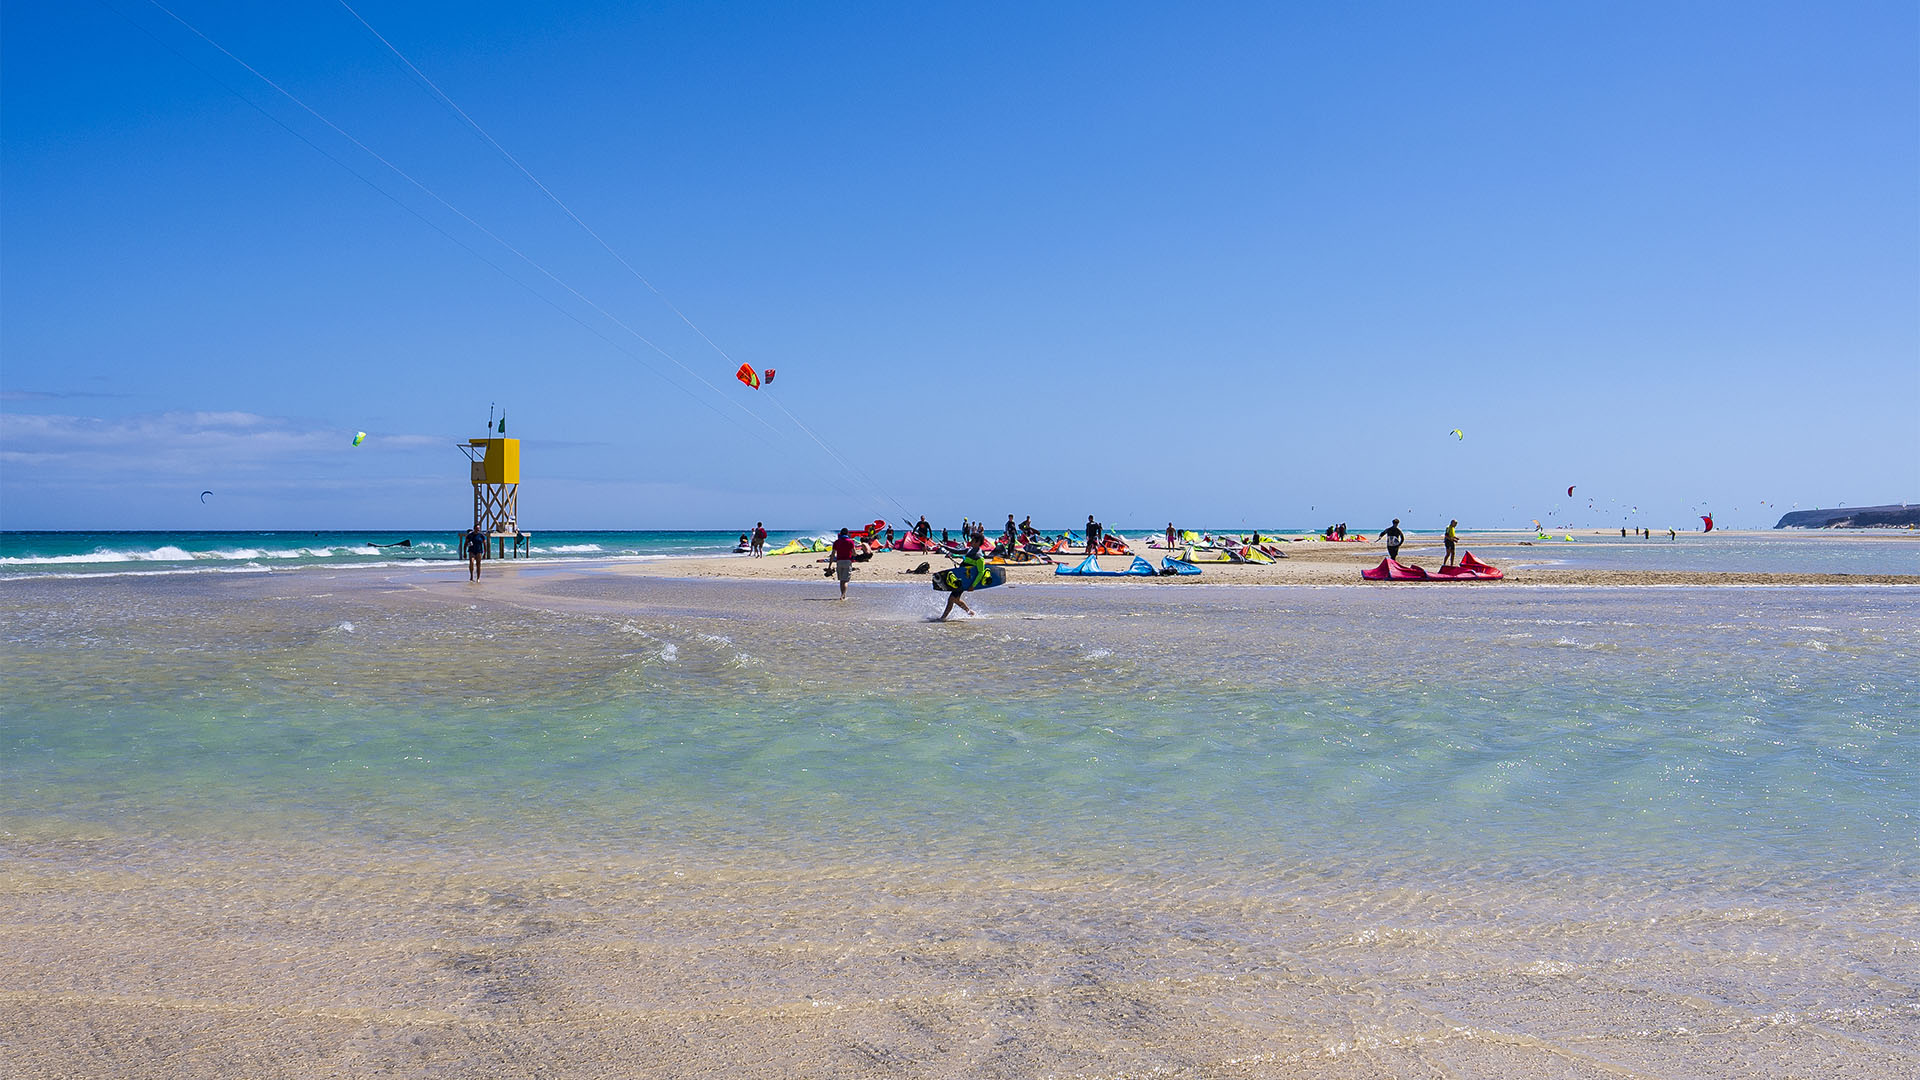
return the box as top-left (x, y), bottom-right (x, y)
top-left (3, 1), bottom-right (1915, 531)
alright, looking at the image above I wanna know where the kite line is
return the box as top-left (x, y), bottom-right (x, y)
top-left (330, 0), bottom-right (912, 521)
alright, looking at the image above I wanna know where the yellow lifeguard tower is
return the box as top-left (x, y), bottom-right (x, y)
top-left (458, 433), bottom-right (524, 558)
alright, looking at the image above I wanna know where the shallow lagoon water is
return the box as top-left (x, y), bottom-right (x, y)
top-left (2, 568), bottom-right (1916, 1076)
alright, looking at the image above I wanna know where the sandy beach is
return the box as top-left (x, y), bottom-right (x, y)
top-left (555, 530), bottom-right (1920, 589)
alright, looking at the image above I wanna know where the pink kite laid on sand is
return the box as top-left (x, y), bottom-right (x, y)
top-left (1363, 552), bottom-right (1504, 582)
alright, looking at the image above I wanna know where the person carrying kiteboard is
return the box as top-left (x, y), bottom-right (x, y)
top-left (939, 537), bottom-right (992, 621)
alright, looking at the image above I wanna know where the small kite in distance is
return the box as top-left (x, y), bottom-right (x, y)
top-left (736, 364), bottom-right (761, 390)
top-left (352, 431), bottom-right (367, 446)
top-left (200, 490), bottom-right (213, 503)
top-left (1449, 429), bottom-right (1464, 440)
top-left (763, 368), bottom-right (776, 385)
top-left (1567, 485), bottom-right (1575, 497)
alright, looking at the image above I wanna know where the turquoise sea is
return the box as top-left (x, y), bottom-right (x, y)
top-left (2, 541), bottom-right (1916, 1076)
top-left (0, 529), bottom-right (758, 577)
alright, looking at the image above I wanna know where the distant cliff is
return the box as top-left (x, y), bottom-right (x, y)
top-left (1775, 504), bottom-right (1920, 529)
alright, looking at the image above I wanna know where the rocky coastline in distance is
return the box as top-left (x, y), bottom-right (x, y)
top-left (1775, 504), bottom-right (1920, 529)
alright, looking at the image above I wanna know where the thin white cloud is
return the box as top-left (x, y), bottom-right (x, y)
top-left (0, 389), bottom-right (133, 402)
top-left (0, 411), bottom-right (444, 472)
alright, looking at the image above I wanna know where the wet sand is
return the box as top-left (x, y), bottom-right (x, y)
top-left (7, 833), bottom-right (1914, 1080)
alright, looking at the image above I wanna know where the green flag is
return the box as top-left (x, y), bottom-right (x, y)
top-left (497, 413), bottom-right (506, 434)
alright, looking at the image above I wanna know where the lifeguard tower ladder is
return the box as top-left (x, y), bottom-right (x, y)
top-left (458, 435), bottom-right (525, 558)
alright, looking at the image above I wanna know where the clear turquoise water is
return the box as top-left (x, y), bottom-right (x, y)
top-left (4, 565), bottom-right (1916, 1074)
top-left (4, 569), bottom-right (1914, 878)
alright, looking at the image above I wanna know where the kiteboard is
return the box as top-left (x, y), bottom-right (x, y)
top-left (932, 564), bottom-right (1006, 592)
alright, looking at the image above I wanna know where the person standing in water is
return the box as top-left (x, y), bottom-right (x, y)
top-left (464, 525), bottom-right (487, 581)
top-left (1380, 519), bottom-right (1405, 561)
top-left (830, 528), bottom-right (857, 599)
top-left (1443, 519), bottom-right (1459, 567)
top-left (940, 538), bottom-right (987, 621)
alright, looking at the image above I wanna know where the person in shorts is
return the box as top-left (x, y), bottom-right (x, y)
top-left (1444, 519), bottom-right (1458, 567)
top-left (465, 526), bottom-right (487, 581)
top-left (831, 528), bottom-right (857, 598)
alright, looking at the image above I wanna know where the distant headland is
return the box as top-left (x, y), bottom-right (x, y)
top-left (1775, 504), bottom-right (1919, 529)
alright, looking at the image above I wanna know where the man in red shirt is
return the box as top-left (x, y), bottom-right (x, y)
top-left (830, 528), bottom-right (858, 598)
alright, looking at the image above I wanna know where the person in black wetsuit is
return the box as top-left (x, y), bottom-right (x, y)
top-left (1380, 519), bottom-right (1404, 561)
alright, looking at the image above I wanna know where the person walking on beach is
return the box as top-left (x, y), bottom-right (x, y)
top-left (940, 538), bottom-right (988, 621)
top-left (1085, 515), bottom-right (1101, 555)
top-left (830, 528), bottom-right (858, 598)
top-left (1380, 519), bottom-right (1404, 561)
top-left (1443, 519), bottom-right (1459, 567)
top-left (1166, 523), bottom-right (1177, 549)
top-left (751, 522), bottom-right (767, 557)
top-left (464, 525), bottom-right (487, 581)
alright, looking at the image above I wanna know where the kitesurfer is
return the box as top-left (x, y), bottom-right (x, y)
top-left (915, 516), bottom-right (931, 539)
top-left (1085, 516), bottom-right (1101, 555)
top-left (830, 528), bottom-right (858, 599)
top-left (1669, 528), bottom-right (1676, 540)
top-left (1166, 523), bottom-right (1177, 549)
top-left (940, 538), bottom-right (987, 621)
top-left (1443, 520), bottom-right (1458, 567)
top-left (751, 522), bottom-right (767, 557)
top-left (1380, 519), bottom-right (1404, 560)
top-left (464, 525), bottom-right (487, 581)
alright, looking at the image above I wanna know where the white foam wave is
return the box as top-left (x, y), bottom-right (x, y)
top-left (0, 544), bottom-right (369, 566)
top-left (533, 544), bottom-right (605, 554)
